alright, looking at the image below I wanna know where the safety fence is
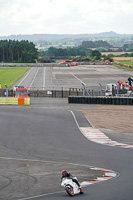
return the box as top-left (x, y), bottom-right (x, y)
top-left (0, 89), bottom-right (103, 98)
top-left (68, 96), bottom-right (133, 105)
top-left (28, 89), bottom-right (102, 98)
top-left (0, 89), bottom-right (13, 97)
top-left (0, 61), bottom-right (104, 68)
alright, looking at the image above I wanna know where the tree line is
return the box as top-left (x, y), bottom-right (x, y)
top-left (39, 46), bottom-right (102, 61)
top-left (0, 40), bottom-right (38, 63)
top-left (81, 40), bottom-right (112, 48)
top-left (38, 40), bottom-right (114, 60)
top-left (39, 46), bottom-right (90, 57)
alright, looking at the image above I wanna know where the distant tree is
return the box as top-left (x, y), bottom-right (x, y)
top-left (122, 44), bottom-right (128, 51)
top-left (81, 40), bottom-right (112, 49)
top-left (103, 54), bottom-right (114, 62)
top-left (46, 47), bottom-right (57, 57)
top-left (0, 40), bottom-right (38, 63)
top-left (82, 41), bottom-right (96, 48)
top-left (127, 43), bottom-right (133, 51)
top-left (91, 50), bottom-right (101, 60)
top-left (73, 56), bottom-right (91, 62)
top-left (41, 46), bottom-right (88, 57)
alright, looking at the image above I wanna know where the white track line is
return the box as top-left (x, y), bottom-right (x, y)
top-left (43, 67), bottom-right (46, 90)
top-left (18, 191), bottom-right (64, 200)
top-left (18, 67), bottom-right (33, 86)
top-left (29, 67), bottom-right (39, 89)
top-left (6, 111), bottom-right (120, 200)
top-left (0, 156), bottom-right (118, 200)
top-left (69, 110), bottom-right (80, 129)
top-left (69, 71), bottom-right (86, 85)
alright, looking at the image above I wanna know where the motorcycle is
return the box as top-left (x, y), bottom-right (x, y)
top-left (61, 177), bottom-right (84, 196)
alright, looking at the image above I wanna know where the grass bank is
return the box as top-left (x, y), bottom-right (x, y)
top-left (113, 63), bottom-right (133, 71)
top-left (119, 60), bottom-right (133, 66)
top-left (113, 57), bottom-right (133, 71)
top-left (0, 67), bottom-right (29, 88)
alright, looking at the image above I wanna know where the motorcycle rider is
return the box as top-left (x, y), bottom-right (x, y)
top-left (61, 170), bottom-right (83, 191)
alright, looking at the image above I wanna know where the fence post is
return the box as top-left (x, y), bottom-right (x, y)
top-left (69, 88), bottom-right (70, 96)
top-left (62, 87), bottom-right (63, 98)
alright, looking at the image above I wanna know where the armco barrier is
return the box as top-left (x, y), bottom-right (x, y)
top-left (68, 96), bottom-right (133, 105)
top-left (0, 98), bottom-right (30, 105)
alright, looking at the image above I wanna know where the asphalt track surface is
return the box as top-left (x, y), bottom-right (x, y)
top-left (2, 64), bottom-right (133, 199)
top-left (14, 64), bottom-right (133, 90)
top-left (0, 100), bottom-right (133, 200)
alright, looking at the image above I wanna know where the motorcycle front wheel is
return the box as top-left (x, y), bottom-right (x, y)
top-left (80, 188), bottom-right (84, 194)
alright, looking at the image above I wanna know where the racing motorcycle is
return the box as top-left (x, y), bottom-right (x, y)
top-left (61, 177), bottom-right (84, 196)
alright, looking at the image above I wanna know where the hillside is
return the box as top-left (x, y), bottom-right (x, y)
top-left (0, 32), bottom-right (133, 49)
top-left (0, 31), bottom-right (124, 41)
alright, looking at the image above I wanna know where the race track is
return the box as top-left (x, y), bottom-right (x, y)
top-left (1, 64), bottom-right (133, 200)
top-left (0, 102), bottom-right (133, 200)
top-left (14, 64), bottom-right (133, 90)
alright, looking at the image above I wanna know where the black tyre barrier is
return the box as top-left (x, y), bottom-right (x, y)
top-left (97, 97), bottom-right (100, 104)
top-left (99, 97), bottom-right (102, 104)
top-left (128, 98), bottom-right (133, 105)
top-left (112, 97), bottom-right (116, 105)
top-left (106, 97), bottom-right (110, 104)
top-left (116, 97), bottom-right (120, 105)
top-left (68, 96), bottom-right (71, 103)
top-left (68, 96), bottom-right (133, 105)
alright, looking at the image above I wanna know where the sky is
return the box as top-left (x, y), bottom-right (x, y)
top-left (0, 0), bottom-right (133, 36)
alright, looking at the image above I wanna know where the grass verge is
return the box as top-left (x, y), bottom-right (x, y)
top-left (113, 62), bottom-right (133, 71)
top-left (0, 67), bottom-right (29, 88)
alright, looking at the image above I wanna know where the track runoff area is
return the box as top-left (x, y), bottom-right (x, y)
top-left (15, 64), bottom-right (133, 91)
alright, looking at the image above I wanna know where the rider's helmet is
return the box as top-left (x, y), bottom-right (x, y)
top-left (62, 170), bottom-right (68, 176)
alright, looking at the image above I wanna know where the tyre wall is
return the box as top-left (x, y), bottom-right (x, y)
top-left (68, 96), bottom-right (133, 105)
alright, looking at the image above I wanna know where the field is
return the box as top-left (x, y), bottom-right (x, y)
top-left (113, 57), bottom-right (133, 61)
top-left (118, 60), bottom-right (133, 65)
top-left (101, 52), bottom-right (129, 56)
top-left (0, 67), bottom-right (29, 88)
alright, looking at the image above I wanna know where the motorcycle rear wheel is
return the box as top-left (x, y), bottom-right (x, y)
top-left (65, 186), bottom-right (74, 196)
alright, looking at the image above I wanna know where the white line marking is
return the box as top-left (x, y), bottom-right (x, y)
top-left (0, 156), bottom-right (118, 199)
top-left (69, 71), bottom-right (86, 85)
top-left (1, 110), bottom-right (119, 200)
top-left (18, 191), bottom-right (64, 200)
top-left (0, 156), bottom-right (110, 169)
top-left (43, 67), bottom-right (46, 90)
top-left (69, 110), bottom-right (80, 129)
top-left (18, 67), bottom-right (33, 86)
top-left (29, 67), bottom-right (39, 89)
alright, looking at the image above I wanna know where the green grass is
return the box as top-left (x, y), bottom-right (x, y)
top-left (119, 60), bottom-right (133, 66)
top-left (113, 63), bottom-right (133, 71)
top-left (7, 63), bottom-right (33, 66)
top-left (0, 67), bottom-right (29, 89)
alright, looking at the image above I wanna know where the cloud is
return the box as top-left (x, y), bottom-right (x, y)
top-left (0, 0), bottom-right (133, 35)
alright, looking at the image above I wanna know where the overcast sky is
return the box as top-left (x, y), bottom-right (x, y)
top-left (0, 0), bottom-right (133, 36)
